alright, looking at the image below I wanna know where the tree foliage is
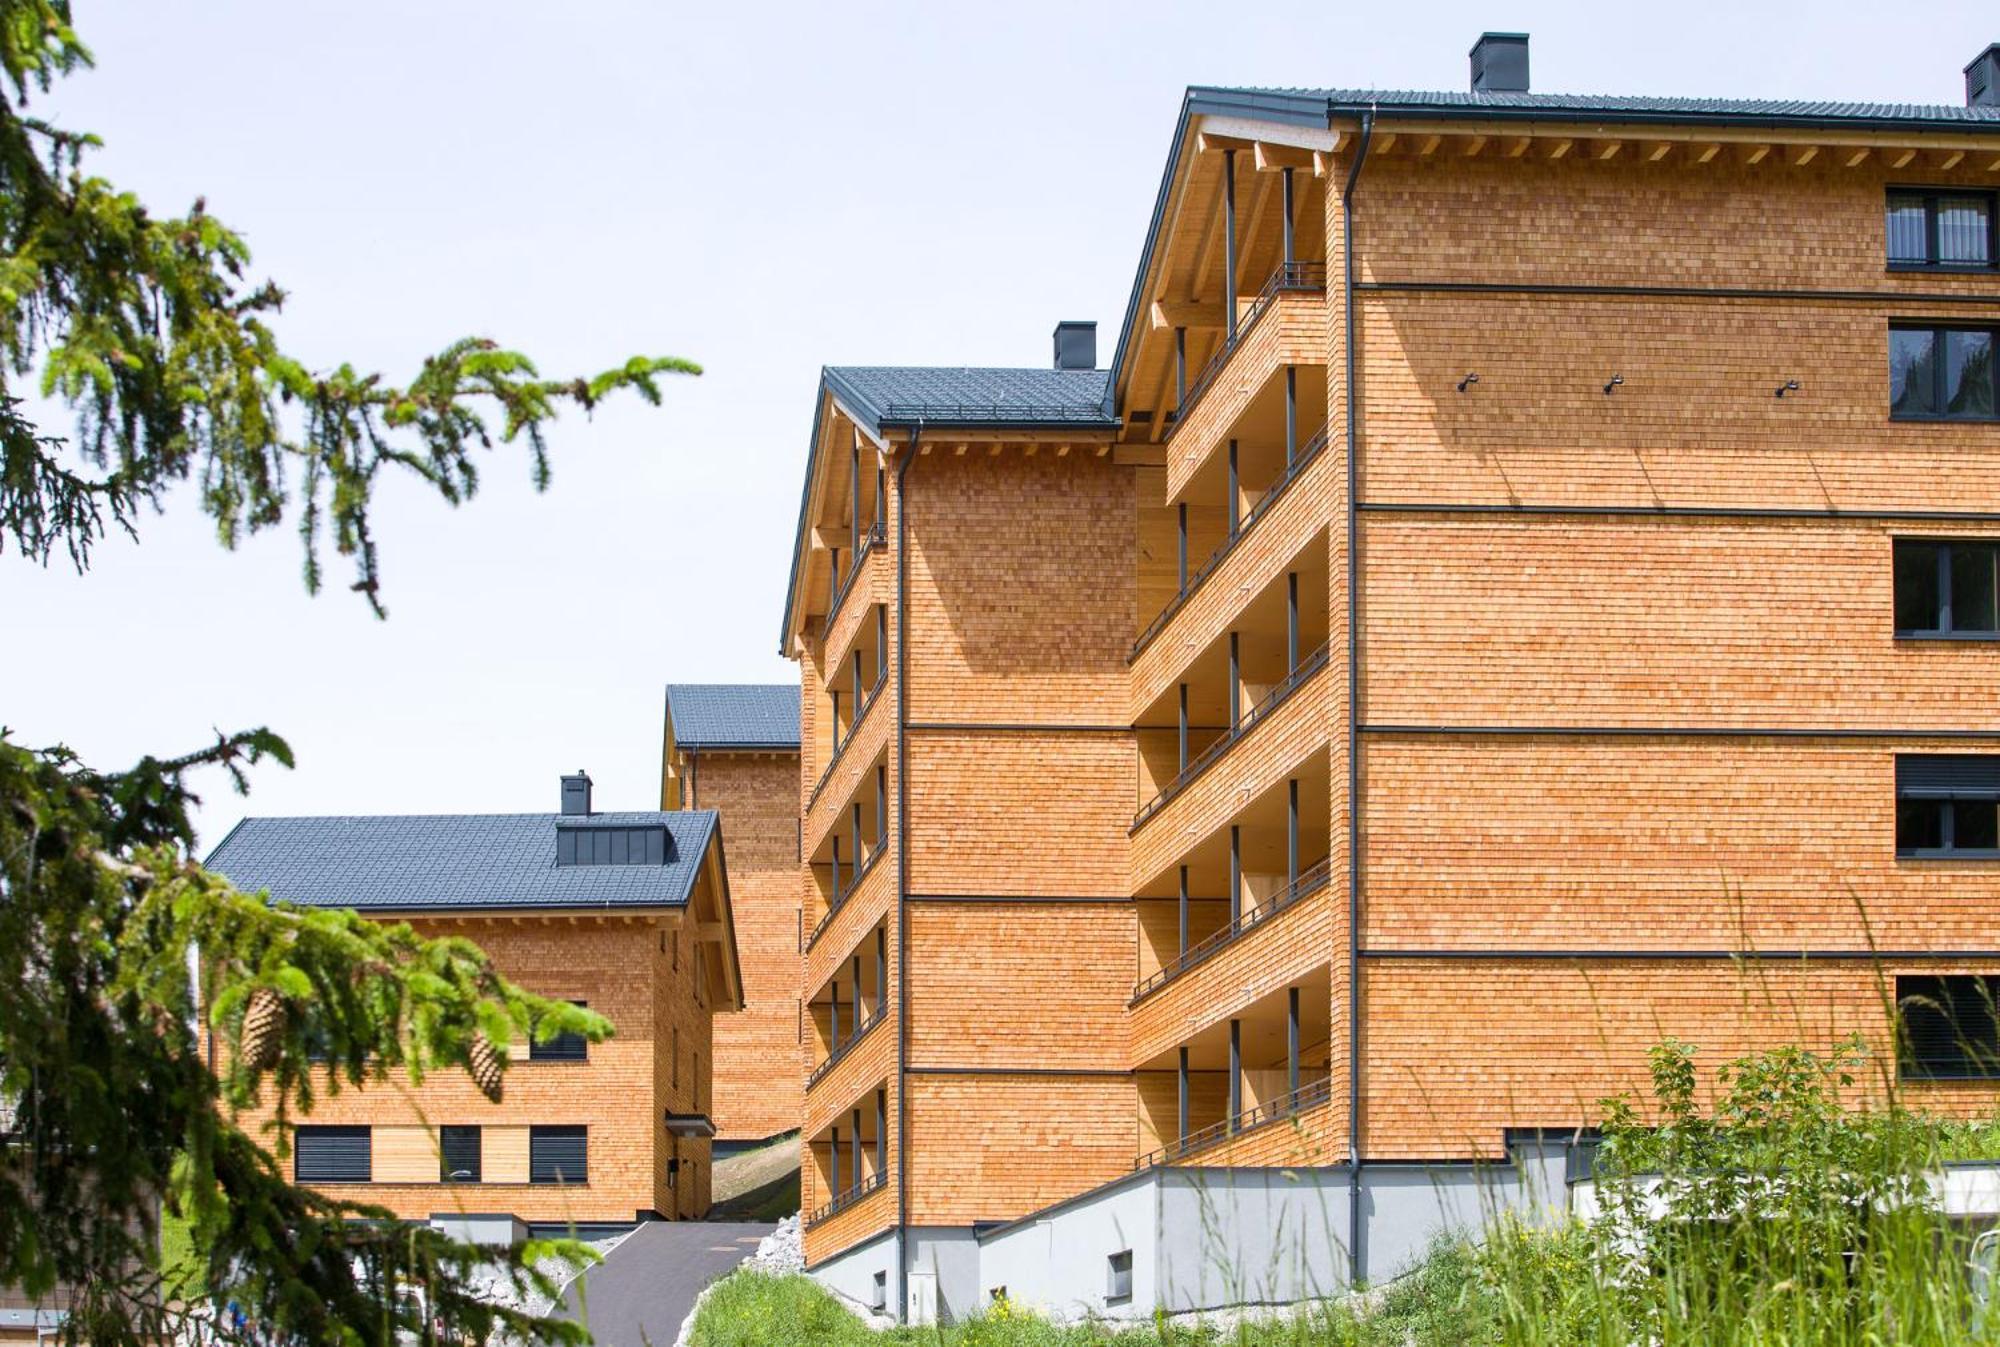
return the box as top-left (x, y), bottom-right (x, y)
top-left (0, 2), bottom-right (698, 1342)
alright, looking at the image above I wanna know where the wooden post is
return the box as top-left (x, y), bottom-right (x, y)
top-left (1177, 1046), bottom-right (1190, 1143)
top-left (1282, 166), bottom-right (1296, 264)
top-left (1223, 149), bottom-right (1238, 340)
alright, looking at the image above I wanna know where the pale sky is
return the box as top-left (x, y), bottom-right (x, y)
top-left (6, 0), bottom-right (1997, 847)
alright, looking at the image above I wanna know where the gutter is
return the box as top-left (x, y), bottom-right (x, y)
top-left (1341, 108), bottom-right (1374, 1292)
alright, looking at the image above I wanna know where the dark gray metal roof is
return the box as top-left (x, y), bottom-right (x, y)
top-left (665, 683), bottom-right (800, 751)
top-left (822, 366), bottom-right (1117, 438)
top-left (205, 810), bottom-right (721, 912)
top-left (1190, 84), bottom-right (2000, 129)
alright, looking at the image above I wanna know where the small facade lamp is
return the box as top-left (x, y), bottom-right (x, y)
top-left (1457, 372), bottom-right (1480, 392)
top-left (1603, 374), bottom-right (1624, 395)
top-left (1775, 380), bottom-right (1800, 398)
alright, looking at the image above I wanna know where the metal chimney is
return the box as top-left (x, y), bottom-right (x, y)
top-left (1470, 32), bottom-right (1530, 94)
top-left (560, 770), bottom-right (592, 817)
top-left (1052, 321), bottom-right (1097, 371)
top-left (1969, 44), bottom-right (2000, 108)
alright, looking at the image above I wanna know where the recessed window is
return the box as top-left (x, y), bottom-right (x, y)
top-left (1899, 975), bottom-right (2000, 1079)
top-left (294, 1125), bottom-right (371, 1183)
top-left (529, 1125), bottom-right (587, 1185)
top-left (1887, 190), bottom-right (1996, 269)
top-left (440, 1125), bottom-right (481, 1183)
top-left (1891, 325), bottom-right (1998, 421)
top-left (531, 1001), bottom-right (588, 1062)
top-left (1896, 755), bottom-right (2000, 858)
top-left (871, 1270), bottom-right (888, 1313)
top-left (1894, 540), bottom-right (2000, 637)
top-left (1106, 1250), bottom-right (1133, 1303)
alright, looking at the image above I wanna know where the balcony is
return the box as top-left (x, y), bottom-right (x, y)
top-left (826, 522), bottom-right (886, 631)
top-left (1168, 261), bottom-right (1326, 445)
top-left (808, 1171), bottom-right (887, 1227)
top-left (1135, 1076), bottom-right (1333, 1169)
top-left (809, 834), bottom-right (888, 951)
top-left (804, 702), bottom-right (890, 861)
top-left (1133, 857), bottom-right (1331, 1003)
top-left (808, 1005), bottom-right (885, 1091)
top-left (807, 668), bottom-right (888, 816)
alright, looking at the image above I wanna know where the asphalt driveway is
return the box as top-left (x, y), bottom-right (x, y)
top-left (555, 1220), bottom-right (773, 1346)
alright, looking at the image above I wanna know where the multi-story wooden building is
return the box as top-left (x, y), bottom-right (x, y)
top-left (662, 684), bottom-right (802, 1146)
top-left (207, 771), bottom-right (742, 1231)
top-left (781, 33), bottom-right (2000, 1322)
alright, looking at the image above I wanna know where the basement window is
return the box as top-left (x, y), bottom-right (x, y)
top-left (1896, 755), bottom-right (2000, 858)
top-left (1894, 540), bottom-right (2000, 637)
top-left (1106, 1250), bottom-right (1133, 1304)
top-left (1898, 975), bottom-right (2000, 1080)
top-left (1887, 190), bottom-right (1996, 269)
top-left (871, 1270), bottom-right (888, 1313)
top-left (1890, 325), bottom-right (1998, 421)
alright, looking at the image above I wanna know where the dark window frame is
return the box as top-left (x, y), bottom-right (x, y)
top-left (1898, 974), bottom-right (2000, 1081)
top-left (1895, 755), bottom-right (2000, 860)
top-left (440, 1125), bottom-right (481, 1183)
top-left (1889, 323), bottom-right (2000, 423)
top-left (1886, 187), bottom-right (1999, 272)
top-left (529, 1124), bottom-right (588, 1186)
top-left (530, 1000), bottom-right (589, 1063)
top-left (1893, 538), bottom-right (2000, 639)
top-left (294, 1125), bottom-right (371, 1184)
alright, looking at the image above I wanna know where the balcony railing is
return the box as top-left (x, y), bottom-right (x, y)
top-left (1131, 856), bottom-right (1332, 1004)
top-left (809, 838), bottom-right (887, 951)
top-left (1131, 417), bottom-right (1332, 661)
top-left (807, 1005), bottom-right (884, 1091)
top-left (807, 1170), bottom-right (887, 1226)
top-left (1132, 1075), bottom-right (1334, 1170)
top-left (1131, 641), bottom-right (1331, 833)
top-left (1167, 259), bottom-right (1327, 445)
top-left (826, 522), bottom-right (885, 629)
top-left (807, 668), bottom-right (888, 815)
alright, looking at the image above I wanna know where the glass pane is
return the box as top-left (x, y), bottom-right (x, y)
top-left (1890, 329), bottom-right (1938, 417)
top-left (1946, 329), bottom-right (1996, 419)
top-left (1938, 196), bottom-right (1993, 265)
top-left (1899, 798), bottom-right (1946, 852)
top-left (1887, 193), bottom-right (1930, 262)
top-left (1957, 801), bottom-right (2000, 852)
top-left (1895, 542), bottom-right (1943, 631)
top-left (1952, 544), bottom-right (2000, 633)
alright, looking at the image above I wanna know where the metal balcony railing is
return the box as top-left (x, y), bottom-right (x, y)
top-left (1131, 416), bottom-right (1332, 661)
top-left (1167, 259), bottom-right (1327, 444)
top-left (1131, 857), bottom-right (1333, 1004)
top-left (807, 1006), bottom-right (884, 1091)
top-left (1131, 642), bottom-right (1330, 833)
top-left (807, 1170), bottom-right (887, 1226)
top-left (826, 522), bottom-right (885, 630)
top-left (1132, 1075), bottom-right (1334, 1170)
top-left (807, 669), bottom-right (888, 815)
top-left (808, 839), bottom-right (887, 951)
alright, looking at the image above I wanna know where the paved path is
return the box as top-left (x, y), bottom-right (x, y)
top-left (555, 1220), bottom-right (773, 1346)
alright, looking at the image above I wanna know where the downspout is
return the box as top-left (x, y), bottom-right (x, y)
top-left (1342, 108), bottom-right (1374, 1290)
top-left (895, 422), bottom-right (920, 1321)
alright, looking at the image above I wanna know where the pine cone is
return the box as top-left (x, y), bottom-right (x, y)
top-left (239, 987), bottom-right (286, 1073)
top-left (467, 1034), bottom-right (503, 1104)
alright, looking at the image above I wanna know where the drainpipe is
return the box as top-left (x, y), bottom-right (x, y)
top-left (895, 423), bottom-right (920, 1321)
top-left (1343, 109), bottom-right (1375, 1291)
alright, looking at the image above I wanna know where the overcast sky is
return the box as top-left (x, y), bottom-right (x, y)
top-left (6, 0), bottom-right (1997, 847)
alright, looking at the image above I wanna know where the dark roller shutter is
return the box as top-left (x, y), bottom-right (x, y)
top-left (295, 1126), bottom-right (371, 1183)
top-left (530, 1001), bottom-right (588, 1061)
top-left (1898, 976), bottom-right (2000, 1079)
top-left (1896, 755), bottom-right (2000, 800)
top-left (440, 1126), bottom-right (481, 1183)
top-left (530, 1126), bottom-right (587, 1185)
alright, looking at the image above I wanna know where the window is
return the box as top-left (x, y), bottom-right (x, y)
top-left (531, 1001), bottom-right (588, 1062)
top-left (871, 1270), bottom-right (888, 1313)
top-left (1899, 975), bottom-right (2000, 1079)
top-left (1887, 190), bottom-right (1996, 269)
top-left (294, 1125), bottom-right (371, 1183)
top-left (1896, 755), bottom-right (2000, 857)
top-left (529, 1125), bottom-right (587, 1185)
top-left (1895, 540), bottom-right (2000, 636)
top-left (1106, 1250), bottom-right (1133, 1304)
top-left (1890, 325), bottom-right (1998, 421)
top-left (440, 1125), bottom-right (481, 1183)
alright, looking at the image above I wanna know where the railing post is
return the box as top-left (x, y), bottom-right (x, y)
top-left (1229, 824), bottom-right (1242, 925)
top-left (1177, 1045), bottom-right (1190, 1144)
top-left (1176, 502), bottom-right (1187, 590)
top-left (1288, 986), bottom-right (1301, 1101)
top-left (1285, 365), bottom-right (1297, 468)
top-left (1288, 777), bottom-right (1300, 890)
top-left (1223, 149), bottom-right (1238, 341)
top-left (1288, 571), bottom-right (1299, 672)
top-left (1282, 166), bottom-right (1296, 265)
top-left (1227, 440), bottom-right (1240, 537)
top-left (1228, 631), bottom-right (1240, 732)
top-left (1177, 683), bottom-right (1189, 775)
top-left (1175, 327), bottom-right (1187, 408)
top-left (1178, 864), bottom-right (1189, 958)
top-left (1228, 1018), bottom-right (1242, 1131)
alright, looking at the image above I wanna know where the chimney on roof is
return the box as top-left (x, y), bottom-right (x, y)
top-left (1969, 43), bottom-right (2000, 107)
top-left (1470, 32), bottom-right (1530, 94)
top-left (1052, 320), bottom-right (1097, 371)
top-left (561, 770), bottom-right (593, 817)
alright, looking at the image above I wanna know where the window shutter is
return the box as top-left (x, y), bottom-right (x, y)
top-left (1896, 755), bottom-right (2000, 800)
top-left (295, 1126), bottom-right (372, 1183)
top-left (530, 1126), bottom-right (587, 1185)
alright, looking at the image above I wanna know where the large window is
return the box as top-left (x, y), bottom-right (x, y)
top-left (440, 1125), bottom-right (481, 1183)
top-left (294, 1125), bottom-right (371, 1183)
top-left (1896, 755), bottom-right (2000, 857)
top-left (530, 1001), bottom-right (588, 1062)
top-left (1894, 540), bottom-right (2000, 637)
top-left (529, 1125), bottom-right (587, 1185)
top-left (1898, 975), bottom-right (2000, 1079)
top-left (1887, 190), bottom-right (1997, 269)
top-left (1890, 325), bottom-right (1998, 421)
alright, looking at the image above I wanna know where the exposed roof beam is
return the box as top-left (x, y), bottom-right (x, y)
top-left (1933, 148), bottom-right (1966, 171)
top-left (1150, 298), bottom-right (1224, 331)
top-left (1842, 147), bottom-right (1872, 168)
top-left (1686, 143), bottom-right (1722, 165)
top-left (1786, 144), bottom-right (1819, 166)
top-left (1737, 143), bottom-right (1772, 165)
top-left (1252, 140), bottom-right (1316, 172)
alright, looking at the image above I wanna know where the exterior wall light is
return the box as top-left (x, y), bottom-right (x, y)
top-left (1603, 374), bottom-right (1624, 395)
top-left (1776, 380), bottom-right (1800, 398)
top-left (1457, 372), bottom-right (1480, 392)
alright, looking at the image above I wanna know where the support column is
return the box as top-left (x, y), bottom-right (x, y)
top-left (852, 801), bottom-right (863, 871)
top-left (1288, 777), bottom-right (1300, 891)
top-left (1177, 1045), bottom-right (1190, 1143)
top-left (1287, 571), bottom-right (1299, 671)
top-left (1229, 824), bottom-right (1242, 924)
top-left (853, 955), bottom-right (864, 1029)
top-left (1282, 166), bottom-right (1296, 265)
top-left (829, 981), bottom-right (841, 1052)
top-left (852, 649), bottom-right (863, 710)
top-left (1285, 365), bottom-right (1298, 467)
top-left (1228, 631), bottom-right (1240, 731)
top-left (853, 1107), bottom-right (865, 1190)
top-left (1227, 440), bottom-right (1240, 537)
top-left (829, 547), bottom-right (840, 607)
top-left (876, 765), bottom-right (888, 850)
top-left (831, 836), bottom-right (842, 905)
top-left (874, 459), bottom-right (886, 534)
top-left (1176, 502), bottom-right (1188, 590)
top-left (1288, 985), bottom-right (1301, 1100)
top-left (1175, 327), bottom-right (1187, 408)
top-left (849, 442), bottom-right (860, 557)
top-left (876, 927), bottom-right (887, 1020)
top-left (1228, 1018), bottom-right (1242, 1129)
top-left (875, 605), bottom-right (888, 681)
top-left (1177, 683), bottom-right (1189, 774)
top-left (1223, 149), bottom-right (1238, 340)
top-left (1177, 864), bottom-right (1189, 958)
top-left (876, 1088), bottom-right (887, 1176)
top-left (830, 690), bottom-right (841, 757)
top-left (831, 1126), bottom-right (840, 1193)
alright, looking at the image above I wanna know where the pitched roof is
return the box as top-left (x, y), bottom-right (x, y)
top-left (822, 366), bottom-right (1117, 439)
top-left (665, 684), bottom-right (800, 751)
top-left (205, 810), bottom-right (720, 912)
